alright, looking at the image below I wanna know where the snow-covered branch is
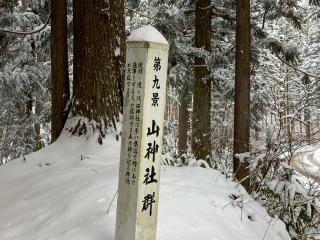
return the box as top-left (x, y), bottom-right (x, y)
top-left (0, 13), bottom-right (51, 35)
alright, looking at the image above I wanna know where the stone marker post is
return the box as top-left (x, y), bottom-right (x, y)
top-left (115, 25), bottom-right (169, 240)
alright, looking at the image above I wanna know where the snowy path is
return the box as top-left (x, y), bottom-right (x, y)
top-left (291, 149), bottom-right (320, 182)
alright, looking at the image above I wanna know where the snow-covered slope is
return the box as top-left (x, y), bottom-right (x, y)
top-left (0, 132), bottom-right (290, 240)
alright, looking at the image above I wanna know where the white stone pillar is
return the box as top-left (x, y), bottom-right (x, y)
top-left (115, 25), bottom-right (169, 240)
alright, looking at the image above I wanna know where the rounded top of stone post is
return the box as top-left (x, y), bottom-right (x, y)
top-left (127, 25), bottom-right (168, 45)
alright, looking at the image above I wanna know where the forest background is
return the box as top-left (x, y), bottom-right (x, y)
top-left (1, 0), bottom-right (320, 239)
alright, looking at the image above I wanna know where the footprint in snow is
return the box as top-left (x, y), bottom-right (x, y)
top-left (38, 162), bottom-right (52, 167)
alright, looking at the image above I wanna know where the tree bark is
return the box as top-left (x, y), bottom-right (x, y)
top-left (24, 0), bottom-right (33, 120)
top-left (26, 93), bottom-right (33, 118)
top-left (51, 0), bottom-right (70, 142)
top-left (21, 0), bottom-right (27, 12)
top-left (192, 0), bottom-right (212, 160)
top-left (72, 0), bottom-right (125, 137)
top-left (303, 77), bottom-right (311, 145)
top-left (285, 67), bottom-right (292, 151)
top-left (34, 99), bottom-right (43, 146)
top-left (304, 107), bottom-right (311, 144)
top-left (233, 0), bottom-right (251, 192)
top-left (178, 86), bottom-right (190, 156)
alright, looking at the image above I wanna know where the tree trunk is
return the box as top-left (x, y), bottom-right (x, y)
top-left (304, 108), bottom-right (311, 144)
top-left (298, 110), bottom-right (302, 134)
top-left (21, 0), bottom-right (27, 11)
top-left (72, 0), bottom-right (125, 138)
top-left (26, 93), bottom-right (33, 118)
top-left (22, 0), bottom-right (33, 120)
top-left (304, 80), bottom-right (311, 145)
top-left (192, 0), bottom-right (212, 160)
top-left (233, 0), bottom-right (251, 192)
top-left (178, 86), bottom-right (190, 156)
top-left (51, 0), bottom-right (70, 142)
top-left (34, 99), bottom-right (43, 148)
top-left (285, 68), bottom-right (292, 151)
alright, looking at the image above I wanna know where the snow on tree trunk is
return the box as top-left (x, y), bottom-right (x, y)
top-left (192, 0), bottom-right (212, 161)
top-left (71, 0), bottom-right (125, 139)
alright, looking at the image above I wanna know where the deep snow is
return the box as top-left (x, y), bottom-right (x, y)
top-left (0, 131), bottom-right (290, 240)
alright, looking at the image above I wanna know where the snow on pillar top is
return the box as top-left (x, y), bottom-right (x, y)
top-left (127, 25), bottom-right (169, 46)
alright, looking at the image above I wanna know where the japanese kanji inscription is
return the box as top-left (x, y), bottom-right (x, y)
top-left (115, 25), bottom-right (169, 240)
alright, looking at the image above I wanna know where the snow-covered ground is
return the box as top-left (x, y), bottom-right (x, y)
top-left (0, 132), bottom-right (290, 240)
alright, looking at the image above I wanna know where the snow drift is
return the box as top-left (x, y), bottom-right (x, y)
top-left (0, 132), bottom-right (290, 240)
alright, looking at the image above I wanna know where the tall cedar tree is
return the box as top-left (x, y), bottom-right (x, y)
top-left (51, 0), bottom-right (70, 142)
top-left (192, 0), bottom-right (212, 160)
top-left (72, 0), bottom-right (125, 139)
top-left (178, 85), bottom-right (190, 155)
top-left (233, 0), bottom-right (251, 192)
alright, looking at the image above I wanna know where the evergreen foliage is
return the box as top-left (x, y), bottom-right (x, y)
top-left (0, 0), bottom-right (50, 164)
top-left (0, 0), bottom-right (320, 237)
